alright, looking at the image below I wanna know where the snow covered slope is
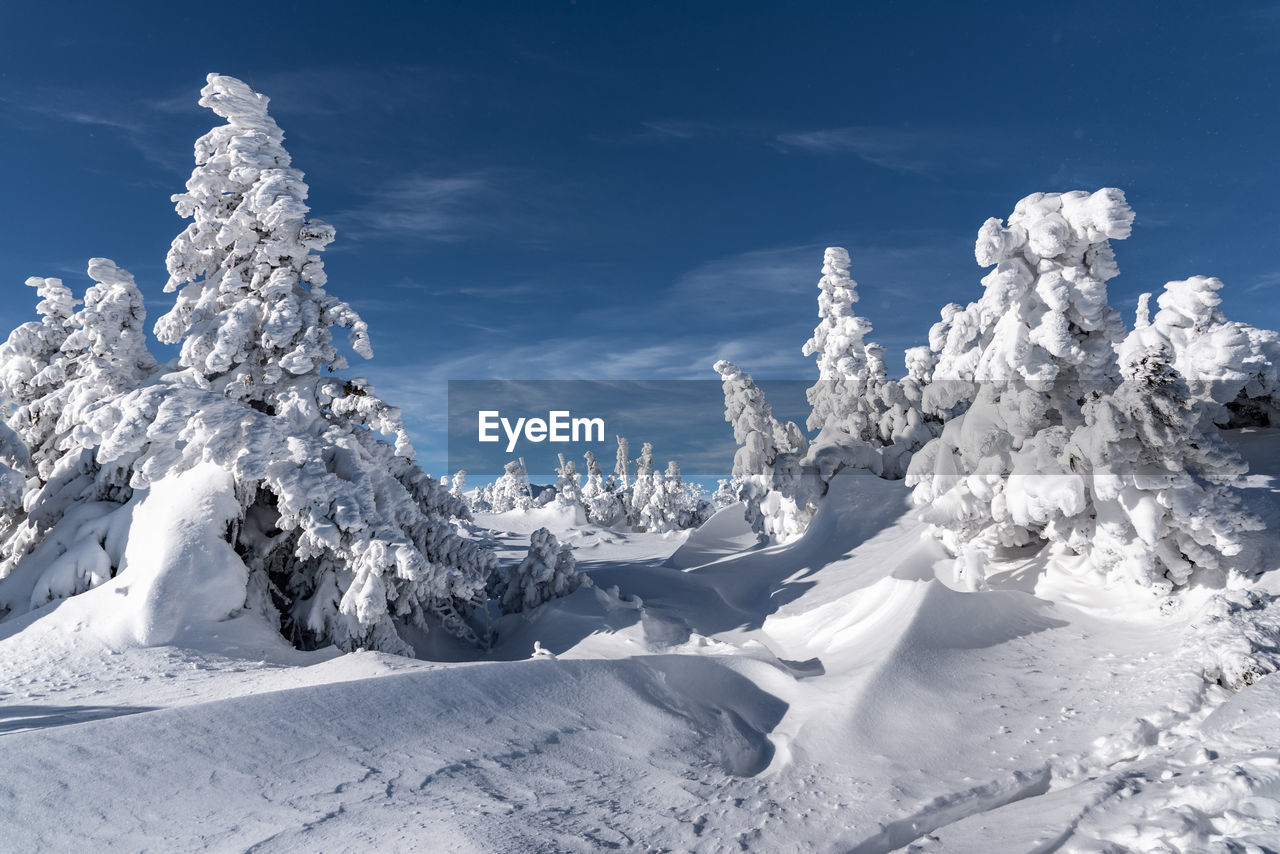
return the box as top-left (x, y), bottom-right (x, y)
top-left (2, 437), bottom-right (1279, 851)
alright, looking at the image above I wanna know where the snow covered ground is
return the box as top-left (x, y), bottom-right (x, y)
top-left (2, 433), bottom-right (1279, 852)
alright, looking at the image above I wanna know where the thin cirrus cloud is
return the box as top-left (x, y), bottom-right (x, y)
top-left (0, 92), bottom-right (189, 173)
top-left (1246, 272), bottom-right (1280, 294)
top-left (334, 172), bottom-right (497, 242)
top-left (774, 125), bottom-right (1007, 175)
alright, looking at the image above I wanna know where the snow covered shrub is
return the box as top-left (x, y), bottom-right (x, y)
top-left (1061, 345), bottom-right (1262, 591)
top-left (491, 527), bottom-right (585, 614)
top-left (907, 189), bottom-right (1136, 588)
top-left (1120, 277), bottom-right (1280, 427)
top-left (0, 74), bottom-right (496, 655)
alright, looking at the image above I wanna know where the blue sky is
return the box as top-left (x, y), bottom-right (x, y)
top-left (2, 2), bottom-right (1279, 474)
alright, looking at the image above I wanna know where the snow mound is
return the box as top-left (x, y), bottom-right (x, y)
top-left (112, 463), bottom-right (246, 646)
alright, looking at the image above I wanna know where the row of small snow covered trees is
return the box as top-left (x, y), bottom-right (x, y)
top-left (0, 74), bottom-right (575, 656)
top-left (455, 436), bottom-right (714, 533)
top-left (720, 189), bottom-right (1277, 593)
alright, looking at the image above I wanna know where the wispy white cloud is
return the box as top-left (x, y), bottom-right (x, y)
top-left (1246, 272), bottom-right (1280, 294)
top-left (1, 96), bottom-right (187, 172)
top-left (334, 172), bottom-right (498, 242)
top-left (775, 125), bottom-right (1011, 175)
top-left (590, 119), bottom-right (726, 145)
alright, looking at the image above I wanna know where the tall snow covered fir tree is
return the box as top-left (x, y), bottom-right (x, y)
top-left (155, 78), bottom-right (373, 410)
top-left (0, 74), bottom-right (497, 655)
top-left (802, 247), bottom-right (873, 438)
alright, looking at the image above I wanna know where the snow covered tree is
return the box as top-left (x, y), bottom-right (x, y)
top-left (874, 349), bottom-right (940, 478)
top-left (715, 360), bottom-right (787, 480)
top-left (554, 454), bottom-right (581, 506)
top-left (1059, 345), bottom-right (1262, 592)
top-left (0, 75), bottom-right (496, 655)
top-left (154, 74), bottom-right (378, 421)
top-left (627, 441), bottom-right (657, 528)
top-left (486, 459), bottom-right (534, 513)
top-left (0, 276), bottom-right (78, 478)
top-left (1119, 276), bottom-right (1279, 427)
top-left (637, 460), bottom-right (711, 532)
top-left (581, 449), bottom-right (624, 525)
top-left (491, 527), bottom-right (586, 614)
top-left (712, 478), bottom-right (738, 509)
top-left (907, 188), bottom-right (1136, 588)
top-left (449, 470), bottom-right (467, 500)
top-left (614, 435), bottom-right (631, 490)
top-left (714, 359), bottom-right (813, 540)
top-left (802, 247), bottom-right (874, 437)
top-left (0, 423), bottom-right (30, 549)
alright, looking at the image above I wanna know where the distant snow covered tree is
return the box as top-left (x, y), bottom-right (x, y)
top-left (449, 470), bottom-right (467, 500)
top-left (581, 449), bottom-right (624, 525)
top-left (0, 75), bottom-right (497, 655)
top-left (491, 527), bottom-right (586, 614)
top-left (907, 189), bottom-right (1136, 588)
top-left (486, 459), bottom-right (534, 513)
top-left (614, 436), bottom-right (631, 490)
top-left (642, 460), bottom-right (712, 532)
top-left (712, 478), bottom-right (737, 509)
top-left (554, 454), bottom-right (581, 506)
top-left (627, 441), bottom-right (657, 528)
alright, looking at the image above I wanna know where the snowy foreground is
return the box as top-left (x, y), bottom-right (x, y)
top-left (1, 433), bottom-right (1277, 852)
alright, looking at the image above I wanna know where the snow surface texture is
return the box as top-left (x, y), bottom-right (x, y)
top-left (4, 435), bottom-right (1280, 851)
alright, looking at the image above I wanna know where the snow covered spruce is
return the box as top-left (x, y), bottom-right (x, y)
top-left (0, 74), bottom-right (557, 655)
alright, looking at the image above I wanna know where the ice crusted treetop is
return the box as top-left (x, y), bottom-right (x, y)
top-left (925, 188), bottom-right (1134, 433)
top-left (156, 73), bottom-right (371, 404)
top-left (970, 189), bottom-right (1132, 386)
